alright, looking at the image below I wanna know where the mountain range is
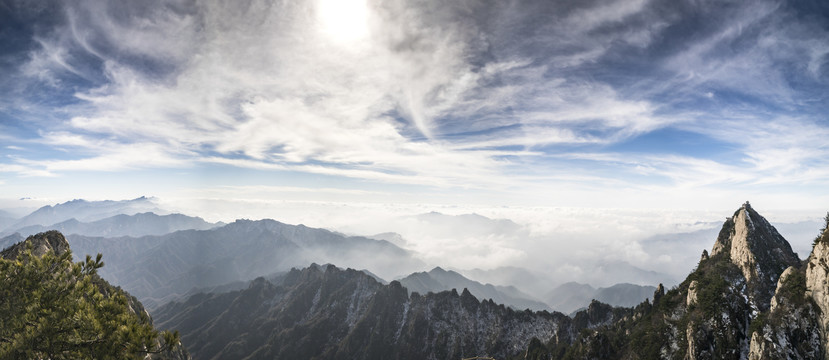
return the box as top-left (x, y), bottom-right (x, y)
top-left (4, 196), bottom-right (165, 231)
top-left (154, 263), bottom-right (634, 360)
top-left (546, 282), bottom-right (657, 314)
top-left (397, 266), bottom-right (551, 312)
top-left (149, 202), bottom-right (829, 359)
top-left (65, 219), bottom-right (425, 309)
top-left (6, 197), bottom-right (828, 359)
top-left (523, 202), bottom-right (827, 359)
top-left (0, 198), bottom-right (688, 313)
top-left (6, 212), bottom-right (220, 238)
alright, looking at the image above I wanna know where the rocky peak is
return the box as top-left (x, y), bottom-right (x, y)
top-left (710, 202), bottom-right (799, 310)
top-left (806, 226), bottom-right (829, 359)
top-left (0, 230), bottom-right (71, 260)
top-left (653, 283), bottom-right (665, 303)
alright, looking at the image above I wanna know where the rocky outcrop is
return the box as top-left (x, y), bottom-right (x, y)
top-left (154, 264), bottom-right (633, 360)
top-left (686, 280), bottom-right (699, 307)
top-left (0, 231), bottom-right (191, 360)
top-left (749, 264), bottom-right (821, 360)
top-left (0, 230), bottom-right (70, 259)
top-left (517, 203), bottom-right (815, 359)
top-left (711, 202), bottom-right (800, 311)
top-left (807, 229), bottom-right (829, 359)
top-left (770, 266), bottom-right (797, 312)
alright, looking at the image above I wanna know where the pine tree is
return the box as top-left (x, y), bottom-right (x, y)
top-left (0, 243), bottom-right (180, 359)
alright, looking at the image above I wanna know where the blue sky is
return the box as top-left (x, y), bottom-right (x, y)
top-left (1, 0), bottom-right (829, 212)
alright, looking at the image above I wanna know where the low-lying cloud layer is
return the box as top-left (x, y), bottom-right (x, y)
top-left (150, 196), bottom-right (824, 288)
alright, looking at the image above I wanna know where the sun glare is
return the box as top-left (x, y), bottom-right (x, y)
top-left (316, 0), bottom-right (370, 43)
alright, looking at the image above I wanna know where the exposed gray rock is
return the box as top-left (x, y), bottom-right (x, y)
top-left (770, 266), bottom-right (796, 312)
top-left (749, 264), bottom-right (822, 360)
top-left (0, 230), bottom-right (70, 259)
top-left (807, 239), bottom-right (829, 359)
top-left (686, 280), bottom-right (699, 307)
top-left (711, 202), bottom-right (799, 311)
top-left (154, 264), bottom-right (627, 360)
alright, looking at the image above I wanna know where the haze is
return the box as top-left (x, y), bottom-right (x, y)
top-left (2, 0), bottom-right (828, 287)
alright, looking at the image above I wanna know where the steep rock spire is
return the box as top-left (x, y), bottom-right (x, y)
top-left (711, 202), bottom-right (800, 310)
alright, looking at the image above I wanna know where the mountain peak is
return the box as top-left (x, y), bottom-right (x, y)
top-left (710, 202), bottom-right (799, 310)
top-left (1, 231), bottom-right (70, 260)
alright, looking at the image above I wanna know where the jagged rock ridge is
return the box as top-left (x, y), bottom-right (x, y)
top-left (516, 203), bottom-right (828, 360)
top-left (154, 264), bottom-right (631, 360)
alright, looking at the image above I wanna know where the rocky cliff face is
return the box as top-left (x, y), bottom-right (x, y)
top-left (711, 202), bottom-right (800, 311)
top-left (521, 204), bottom-right (828, 360)
top-left (748, 264), bottom-right (821, 360)
top-left (154, 264), bottom-right (632, 360)
top-left (807, 226), bottom-right (829, 359)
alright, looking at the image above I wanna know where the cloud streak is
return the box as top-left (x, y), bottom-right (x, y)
top-left (0, 0), bottom-right (828, 210)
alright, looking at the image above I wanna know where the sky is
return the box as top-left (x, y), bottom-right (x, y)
top-left (1, 0), bottom-right (829, 286)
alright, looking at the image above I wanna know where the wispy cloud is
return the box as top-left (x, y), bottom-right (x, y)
top-left (0, 0), bottom-right (828, 210)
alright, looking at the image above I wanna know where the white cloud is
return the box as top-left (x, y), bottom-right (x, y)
top-left (2, 0), bottom-right (828, 215)
top-left (150, 194), bottom-right (823, 287)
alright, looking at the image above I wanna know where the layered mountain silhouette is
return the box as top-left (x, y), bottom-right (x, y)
top-left (0, 209), bottom-right (17, 232)
top-left (398, 267), bottom-right (551, 311)
top-left (4, 196), bottom-right (165, 231)
top-left (151, 202), bottom-right (829, 359)
top-left (65, 219), bottom-right (425, 309)
top-left (5, 199), bottom-right (828, 359)
top-left (8, 212), bottom-right (219, 238)
top-left (546, 282), bottom-right (657, 314)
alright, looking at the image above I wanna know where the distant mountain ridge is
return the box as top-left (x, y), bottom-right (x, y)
top-left (8, 212), bottom-right (220, 238)
top-left (66, 218), bottom-right (425, 309)
top-left (150, 202), bottom-right (829, 360)
top-left (0, 210), bottom-right (17, 233)
top-left (6, 196), bottom-right (165, 231)
top-left (398, 267), bottom-right (551, 311)
top-left (546, 282), bottom-right (657, 314)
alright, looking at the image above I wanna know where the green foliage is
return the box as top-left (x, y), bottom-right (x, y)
top-left (629, 319), bottom-right (669, 359)
top-left (778, 269), bottom-right (807, 305)
top-left (748, 312), bottom-right (768, 336)
top-left (687, 254), bottom-right (735, 318)
top-left (0, 244), bottom-right (180, 359)
top-left (812, 212), bottom-right (829, 247)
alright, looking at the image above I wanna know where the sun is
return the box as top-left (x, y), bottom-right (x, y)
top-left (316, 0), bottom-right (370, 43)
